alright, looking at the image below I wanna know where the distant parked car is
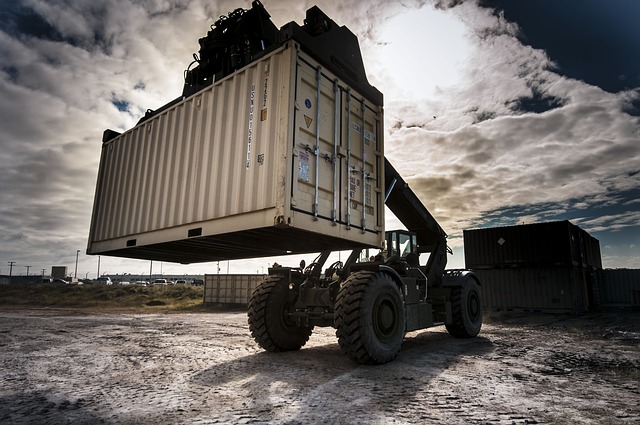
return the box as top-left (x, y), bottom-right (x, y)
top-left (52, 278), bottom-right (69, 285)
top-left (192, 279), bottom-right (204, 286)
top-left (153, 278), bottom-right (168, 285)
top-left (175, 280), bottom-right (187, 285)
top-left (96, 277), bottom-right (112, 285)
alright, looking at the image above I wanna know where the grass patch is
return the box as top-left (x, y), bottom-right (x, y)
top-left (0, 283), bottom-right (204, 312)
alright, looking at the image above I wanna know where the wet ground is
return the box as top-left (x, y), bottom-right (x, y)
top-left (0, 307), bottom-right (638, 424)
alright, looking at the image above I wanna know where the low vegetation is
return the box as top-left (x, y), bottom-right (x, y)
top-left (0, 283), bottom-right (205, 312)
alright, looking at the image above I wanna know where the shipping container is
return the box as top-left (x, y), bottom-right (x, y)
top-left (87, 41), bottom-right (385, 264)
top-left (473, 266), bottom-right (599, 313)
top-left (204, 274), bottom-right (266, 305)
top-left (600, 269), bottom-right (640, 306)
top-left (463, 221), bottom-right (601, 270)
top-left (0, 276), bottom-right (37, 285)
top-left (51, 266), bottom-right (68, 279)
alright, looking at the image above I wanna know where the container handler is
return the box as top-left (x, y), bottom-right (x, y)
top-left (249, 157), bottom-right (482, 364)
top-left (88, 1), bottom-right (482, 364)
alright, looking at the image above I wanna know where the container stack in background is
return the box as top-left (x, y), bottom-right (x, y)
top-left (600, 268), bottom-right (640, 308)
top-left (204, 274), bottom-right (267, 305)
top-left (463, 221), bottom-right (602, 313)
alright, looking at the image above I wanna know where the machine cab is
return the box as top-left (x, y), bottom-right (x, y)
top-left (386, 230), bottom-right (418, 262)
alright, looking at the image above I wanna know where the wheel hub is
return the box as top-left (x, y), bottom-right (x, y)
top-left (373, 296), bottom-right (397, 341)
top-left (467, 292), bottom-right (480, 319)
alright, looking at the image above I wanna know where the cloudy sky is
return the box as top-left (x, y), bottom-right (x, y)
top-left (1, 0), bottom-right (638, 279)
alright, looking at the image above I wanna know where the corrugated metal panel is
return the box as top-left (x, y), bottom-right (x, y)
top-left (464, 221), bottom-right (601, 269)
top-left (600, 269), bottom-right (640, 305)
top-left (51, 266), bottom-right (68, 279)
top-left (87, 42), bottom-right (384, 263)
top-left (581, 230), bottom-right (603, 269)
top-left (473, 267), bottom-right (597, 313)
top-left (203, 274), bottom-right (266, 305)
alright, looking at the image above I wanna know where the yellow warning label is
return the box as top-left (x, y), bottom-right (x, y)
top-left (304, 115), bottom-right (313, 128)
top-left (260, 109), bottom-right (267, 121)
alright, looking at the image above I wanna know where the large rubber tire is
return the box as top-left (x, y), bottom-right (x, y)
top-left (248, 275), bottom-right (313, 352)
top-left (334, 271), bottom-right (406, 364)
top-left (445, 276), bottom-right (482, 338)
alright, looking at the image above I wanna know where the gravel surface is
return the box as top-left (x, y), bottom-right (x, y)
top-left (0, 307), bottom-right (638, 424)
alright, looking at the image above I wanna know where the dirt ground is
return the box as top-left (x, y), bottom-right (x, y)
top-left (0, 307), bottom-right (638, 424)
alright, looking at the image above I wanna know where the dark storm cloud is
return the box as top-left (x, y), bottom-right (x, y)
top-left (470, 109), bottom-right (496, 124)
top-left (432, 0), bottom-right (468, 10)
top-left (512, 87), bottom-right (566, 114)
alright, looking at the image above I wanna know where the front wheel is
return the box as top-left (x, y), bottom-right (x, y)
top-left (445, 276), bottom-right (482, 338)
top-left (334, 271), bottom-right (406, 364)
top-left (248, 275), bottom-right (313, 351)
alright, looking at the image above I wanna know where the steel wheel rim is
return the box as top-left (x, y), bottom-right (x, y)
top-left (467, 290), bottom-right (480, 321)
top-left (373, 293), bottom-right (398, 342)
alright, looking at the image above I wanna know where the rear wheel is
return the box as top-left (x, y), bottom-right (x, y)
top-left (446, 276), bottom-right (482, 338)
top-left (248, 275), bottom-right (313, 351)
top-left (334, 271), bottom-right (406, 364)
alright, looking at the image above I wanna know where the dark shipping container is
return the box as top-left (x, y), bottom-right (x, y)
top-left (600, 269), bottom-right (640, 306)
top-left (473, 266), bottom-right (599, 313)
top-left (463, 220), bottom-right (602, 270)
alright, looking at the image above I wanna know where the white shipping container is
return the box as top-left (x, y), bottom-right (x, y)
top-left (87, 41), bottom-right (385, 264)
top-left (204, 274), bottom-right (266, 305)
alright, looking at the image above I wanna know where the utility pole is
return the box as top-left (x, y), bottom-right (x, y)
top-left (8, 261), bottom-right (15, 277)
top-left (74, 249), bottom-right (80, 279)
top-left (25, 265), bottom-right (31, 276)
top-left (97, 255), bottom-right (101, 278)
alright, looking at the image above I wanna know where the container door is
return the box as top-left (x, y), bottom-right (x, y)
top-left (291, 53), bottom-right (383, 234)
top-left (340, 87), bottom-right (382, 233)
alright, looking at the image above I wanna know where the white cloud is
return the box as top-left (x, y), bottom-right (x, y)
top-left (0, 0), bottom-right (638, 276)
top-left (363, 4), bottom-right (471, 101)
top-left (366, 2), bottom-right (640, 255)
